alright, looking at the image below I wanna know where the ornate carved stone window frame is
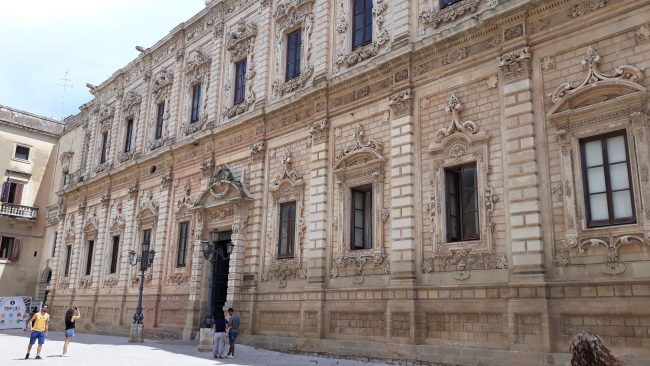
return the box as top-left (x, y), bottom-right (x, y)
top-left (80, 220), bottom-right (98, 288)
top-left (102, 204), bottom-right (125, 288)
top-left (164, 197), bottom-right (194, 290)
top-left (148, 68), bottom-right (174, 151)
top-left (181, 49), bottom-right (212, 136)
top-left (263, 150), bottom-right (307, 288)
top-left (547, 47), bottom-right (649, 275)
top-left (271, 0), bottom-right (315, 98)
top-left (331, 124), bottom-right (388, 282)
top-left (222, 20), bottom-right (257, 119)
top-left (132, 191), bottom-right (159, 285)
top-left (119, 91), bottom-right (142, 163)
top-left (95, 112), bottom-right (114, 174)
top-left (334, 0), bottom-right (389, 72)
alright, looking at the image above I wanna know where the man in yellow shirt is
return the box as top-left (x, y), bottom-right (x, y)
top-left (25, 305), bottom-right (50, 360)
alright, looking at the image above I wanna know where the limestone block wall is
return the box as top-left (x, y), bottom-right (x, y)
top-left (42, 0), bottom-right (650, 364)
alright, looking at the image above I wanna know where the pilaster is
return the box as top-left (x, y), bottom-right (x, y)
top-left (306, 119), bottom-right (329, 285)
top-left (388, 88), bottom-right (417, 282)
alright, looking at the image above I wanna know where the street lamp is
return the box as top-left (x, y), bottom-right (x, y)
top-left (200, 230), bottom-right (233, 328)
top-left (127, 229), bottom-right (156, 342)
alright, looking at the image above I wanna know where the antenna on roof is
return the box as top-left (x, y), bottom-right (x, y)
top-left (54, 71), bottom-right (73, 121)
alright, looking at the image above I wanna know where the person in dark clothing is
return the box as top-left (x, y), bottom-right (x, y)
top-left (62, 306), bottom-right (81, 356)
top-left (212, 312), bottom-right (227, 359)
top-left (226, 308), bottom-right (240, 358)
top-left (570, 333), bottom-right (625, 366)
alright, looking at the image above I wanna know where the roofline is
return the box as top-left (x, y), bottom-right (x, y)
top-left (0, 103), bottom-right (64, 125)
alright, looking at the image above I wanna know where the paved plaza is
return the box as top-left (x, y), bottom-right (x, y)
top-left (0, 329), bottom-right (393, 366)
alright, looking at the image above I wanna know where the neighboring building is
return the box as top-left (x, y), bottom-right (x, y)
top-left (42, 0), bottom-right (650, 364)
top-left (0, 104), bottom-right (63, 303)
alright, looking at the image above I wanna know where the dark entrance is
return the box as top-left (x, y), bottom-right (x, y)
top-left (210, 231), bottom-right (231, 322)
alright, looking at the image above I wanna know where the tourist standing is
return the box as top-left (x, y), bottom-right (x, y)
top-left (63, 306), bottom-right (81, 356)
top-left (212, 312), bottom-right (227, 359)
top-left (570, 333), bottom-right (625, 366)
top-left (226, 307), bottom-right (240, 358)
top-left (25, 305), bottom-right (50, 359)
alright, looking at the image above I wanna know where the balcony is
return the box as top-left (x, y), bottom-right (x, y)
top-left (0, 203), bottom-right (38, 219)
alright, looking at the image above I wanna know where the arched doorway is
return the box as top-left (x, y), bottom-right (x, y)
top-left (36, 267), bottom-right (52, 305)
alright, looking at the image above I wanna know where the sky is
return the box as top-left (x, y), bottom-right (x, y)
top-left (0, 0), bottom-right (205, 121)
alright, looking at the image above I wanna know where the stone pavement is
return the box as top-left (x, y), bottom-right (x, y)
top-left (0, 329), bottom-right (394, 366)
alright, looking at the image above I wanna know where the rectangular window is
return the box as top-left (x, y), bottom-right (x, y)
top-left (109, 236), bottom-right (120, 274)
top-left (143, 229), bottom-right (151, 246)
top-left (440, 0), bottom-right (460, 9)
top-left (100, 132), bottom-right (108, 164)
top-left (580, 131), bottom-right (635, 227)
top-left (62, 172), bottom-right (69, 189)
top-left (177, 222), bottom-right (189, 267)
top-left (1, 182), bottom-right (24, 205)
top-left (155, 102), bottom-right (165, 139)
top-left (0, 237), bottom-right (15, 259)
top-left (445, 164), bottom-right (479, 242)
top-left (124, 119), bottom-right (134, 153)
top-left (350, 184), bottom-right (373, 250)
top-left (286, 29), bottom-right (302, 81)
top-left (352, 0), bottom-right (373, 50)
top-left (191, 83), bottom-right (202, 123)
top-left (234, 59), bottom-right (247, 105)
top-left (278, 201), bottom-right (296, 258)
top-left (64, 245), bottom-right (72, 277)
top-left (51, 232), bottom-right (58, 257)
top-left (85, 240), bottom-right (94, 276)
top-left (14, 145), bottom-right (30, 161)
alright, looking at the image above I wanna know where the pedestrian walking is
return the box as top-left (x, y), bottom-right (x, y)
top-left (25, 305), bottom-right (50, 359)
top-left (570, 332), bottom-right (625, 366)
top-left (63, 306), bottom-right (81, 356)
top-left (212, 312), bottom-right (227, 359)
top-left (226, 307), bottom-right (240, 358)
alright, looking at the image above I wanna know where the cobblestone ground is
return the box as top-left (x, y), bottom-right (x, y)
top-left (0, 329), bottom-right (393, 366)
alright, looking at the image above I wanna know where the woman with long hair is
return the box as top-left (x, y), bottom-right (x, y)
top-left (570, 333), bottom-right (625, 366)
top-left (62, 306), bottom-right (81, 356)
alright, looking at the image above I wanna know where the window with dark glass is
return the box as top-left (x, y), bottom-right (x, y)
top-left (64, 245), bottom-right (72, 277)
top-left (99, 132), bottom-right (108, 164)
top-left (440, 0), bottom-right (460, 9)
top-left (0, 237), bottom-right (15, 259)
top-left (234, 59), bottom-right (247, 105)
top-left (155, 102), bottom-right (165, 139)
top-left (143, 229), bottom-right (151, 246)
top-left (51, 232), bottom-right (58, 257)
top-left (124, 118), bottom-right (134, 153)
top-left (109, 236), bottom-right (120, 274)
top-left (177, 222), bottom-right (189, 267)
top-left (286, 29), bottom-right (302, 81)
top-left (278, 201), bottom-right (296, 258)
top-left (350, 184), bottom-right (372, 250)
top-left (445, 164), bottom-right (479, 242)
top-left (580, 131), bottom-right (635, 227)
top-left (1, 182), bottom-right (23, 204)
top-left (191, 83), bottom-right (202, 123)
top-left (85, 240), bottom-right (94, 276)
top-left (62, 171), bottom-right (69, 189)
top-left (352, 0), bottom-right (373, 50)
top-left (15, 145), bottom-right (30, 161)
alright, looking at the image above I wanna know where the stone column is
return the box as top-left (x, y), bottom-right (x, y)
top-left (497, 46), bottom-right (545, 278)
top-left (305, 119), bottom-right (329, 285)
top-left (388, 88), bottom-right (417, 283)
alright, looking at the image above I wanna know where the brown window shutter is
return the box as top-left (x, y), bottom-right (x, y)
top-left (14, 184), bottom-right (24, 205)
top-left (1, 182), bottom-right (7, 202)
top-left (9, 237), bottom-right (21, 262)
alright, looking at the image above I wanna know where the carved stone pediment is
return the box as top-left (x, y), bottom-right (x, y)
top-left (547, 47), bottom-right (646, 116)
top-left (194, 165), bottom-right (252, 208)
top-left (123, 91), bottom-right (142, 111)
top-left (98, 105), bottom-right (115, 122)
top-left (225, 20), bottom-right (257, 52)
top-left (152, 68), bottom-right (174, 95)
top-left (139, 191), bottom-right (159, 217)
top-left (185, 49), bottom-right (211, 72)
top-left (274, 0), bottom-right (314, 20)
top-left (430, 94), bottom-right (484, 150)
top-left (334, 124), bottom-right (383, 171)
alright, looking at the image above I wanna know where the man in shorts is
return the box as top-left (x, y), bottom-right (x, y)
top-left (26, 305), bottom-right (50, 359)
top-left (226, 307), bottom-right (240, 358)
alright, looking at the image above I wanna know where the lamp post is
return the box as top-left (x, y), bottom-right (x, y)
top-left (200, 230), bottom-right (234, 328)
top-left (127, 229), bottom-right (156, 343)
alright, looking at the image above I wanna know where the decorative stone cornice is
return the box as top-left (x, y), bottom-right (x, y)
top-left (388, 88), bottom-right (413, 118)
top-left (571, 0), bottom-right (606, 18)
top-left (419, 0), bottom-right (481, 29)
top-left (434, 95), bottom-right (478, 143)
top-left (496, 47), bottom-right (531, 82)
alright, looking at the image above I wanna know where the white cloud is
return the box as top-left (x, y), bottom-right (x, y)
top-left (0, 0), bottom-right (204, 120)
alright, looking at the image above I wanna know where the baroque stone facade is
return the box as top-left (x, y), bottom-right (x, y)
top-left (43, 0), bottom-right (650, 364)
